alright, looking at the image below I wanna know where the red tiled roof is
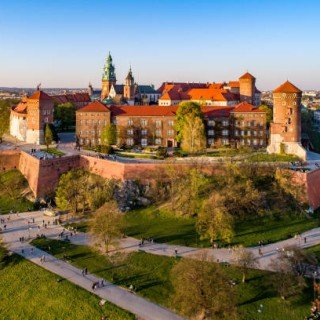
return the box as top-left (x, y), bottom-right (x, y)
top-left (201, 106), bottom-right (232, 117)
top-left (52, 93), bottom-right (91, 104)
top-left (77, 101), bottom-right (110, 112)
top-left (29, 90), bottom-right (52, 101)
top-left (231, 101), bottom-right (265, 113)
top-left (159, 89), bottom-right (190, 101)
top-left (239, 72), bottom-right (255, 80)
top-left (228, 81), bottom-right (240, 88)
top-left (157, 82), bottom-right (207, 93)
top-left (207, 83), bottom-right (225, 90)
top-left (273, 81), bottom-right (302, 94)
top-left (187, 88), bottom-right (237, 101)
top-left (13, 101), bottom-right (28, 113)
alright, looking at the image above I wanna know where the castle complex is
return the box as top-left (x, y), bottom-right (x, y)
top-left (8, 52), bottom-right (307, 159)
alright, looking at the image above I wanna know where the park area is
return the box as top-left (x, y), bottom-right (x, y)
top-left (31, 238), bottom-right (313, 320)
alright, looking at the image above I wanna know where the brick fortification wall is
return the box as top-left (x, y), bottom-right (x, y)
top-left (0, 150), bottom-right (21, 172)
top-left (18, 151), bottom-right (80, 197)
top-left (2, 150), bottom-right (320, 210)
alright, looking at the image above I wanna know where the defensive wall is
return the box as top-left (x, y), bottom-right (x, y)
top-left (1, 150), bottom-right (320, 210)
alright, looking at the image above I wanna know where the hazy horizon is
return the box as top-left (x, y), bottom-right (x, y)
top-left (1, 0), bottom-right (319, 91)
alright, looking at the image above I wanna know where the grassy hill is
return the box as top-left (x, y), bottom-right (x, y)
top-left (0, 170), bottom-right (34, 214)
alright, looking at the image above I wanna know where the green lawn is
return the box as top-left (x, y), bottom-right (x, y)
top-left (41, 148), bottom-right (65, 156)
top-left (31, 238), bottom-right (312, 320)
top-left (0, 169), bottom-right (34, 214)
top-left (0, 246), bottom-right (134, 320)
top-left (124, 206), bottom-right (319, 247)
top-left (246, 153), bottom-right (300, 162)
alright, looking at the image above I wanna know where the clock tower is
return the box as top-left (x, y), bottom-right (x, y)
top-left (101, 52), bottom-right (116, 100)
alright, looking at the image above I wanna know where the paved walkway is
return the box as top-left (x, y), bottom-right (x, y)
top-left (0, 211), bottom-right (184, 320)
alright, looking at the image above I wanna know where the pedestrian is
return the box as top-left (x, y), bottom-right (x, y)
top-left (174, 249), bottom-right (178, 256)
top-left (21, 249), bottom-right (24, 254)
top-left (100, 279), bottom-right (104, 287)
top-left (84, 267), bottom-right (88, 275)
top-left (32, 218), bottom-right (35, 223)
top-left (304, 237), bottom-right (307, 244)
top-left (4, 225), bottom-right (6, 230)
top-left (259, 248), bottom-right (263, 256)
top-left (31, 248), bottom-right (34, 254)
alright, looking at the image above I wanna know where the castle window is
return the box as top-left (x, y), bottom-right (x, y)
top-left (127, 129), bottom-right (133, 135)
top-left (234, 130), bottom-right (239, 136)
top-left (126, 138), bottom-right (134, 146)
top-left (128, 119), bottom-right (133, 126)
top-left (155, 138), bottom-right (161, 145)
top-left (156, 120), bottom-right (162, 127)
top-left (167, 129), bottom-right (174, 136)
top-left (247, 130), bottom-right (251, 136)
top-left (208, 138), bottom-right (214, 146)
top-left (208, 130), bottom-right (214, 136)
top-left (260, 139), bottom-right (264, 145)
top-left (156, 129), bottom-right (162, 137)
top-left (168, 120), bottom-right (174, 126)
top-left (253, 139), bottom-right (258, 146)
top-left (141, 129), bottom-right (148, 136)
top-left (253, 131), bottom-right (257, 136)
top-left (141, 119), bottom-right (148, 127)
top-left (222, 120), bottom-right (229, 126)
top-left (208, 120), bottom-right (215, 126)
top-left (222, 129), bottom-right (229, 136)
top-left (141, 138), bottom-right (148, 146)
top-left (222, 138), bottom-right (229, 145)
top-left (247, 139), bottom-right (251, 145)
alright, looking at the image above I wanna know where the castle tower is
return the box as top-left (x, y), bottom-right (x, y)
top-left (101, 52), bottom-right (116, 100)
top-left (239, 72), bottom-right (256, 104)
top-left (267, 81), bottom-right (306, 160)
top-left (124, 67), bottom-right (135, 100)
top-left (26, 90), bottom-right (54, 144)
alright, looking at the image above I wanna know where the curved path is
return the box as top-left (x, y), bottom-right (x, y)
top-left (0, 211), bottom-right (184, 320)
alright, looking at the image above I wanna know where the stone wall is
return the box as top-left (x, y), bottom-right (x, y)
top-left (0, 150), bottom-right (21, 172)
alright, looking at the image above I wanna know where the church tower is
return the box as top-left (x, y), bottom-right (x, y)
top-left (101, 52), bottom-right (116, 100)
top-left (124, 67), bottom-right (135, 100)
top-left (267, 81), bottom-right (306, 160)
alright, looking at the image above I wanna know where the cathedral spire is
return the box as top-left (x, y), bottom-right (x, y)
top-left (102, 52), bottom-right (116, 82)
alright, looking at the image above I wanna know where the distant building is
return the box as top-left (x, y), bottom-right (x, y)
top-left (267, 81), bottom-right (307, 160)
top-left (10, 90), bottom-right (54, 144)
top-left (157, 72), bottom-right (261, 107)
top-left (51, 92), bottom-right (91, 109)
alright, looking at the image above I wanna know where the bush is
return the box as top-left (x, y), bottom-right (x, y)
top-left (100, 145), bottom-right (114, 155)
top-left (173, 150), bottom-right (188, 157)
top-left (156, 147), bottom-right (168, 158)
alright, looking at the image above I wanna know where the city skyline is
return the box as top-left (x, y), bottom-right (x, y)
top-left (1, 0), bottom-right (320, 90)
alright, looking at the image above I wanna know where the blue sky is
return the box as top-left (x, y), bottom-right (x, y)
top-left (0, 0), bottom-right (319, 90)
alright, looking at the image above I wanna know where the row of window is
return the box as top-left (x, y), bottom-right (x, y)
top-left (42, 110), bottom-right (51, 116)
top-left (79, 119), bottom-right (108, 125)
top-left (126, 119), bottom-right (174, 127)
top-left (126, 129), bottom-right (175, 136)
top-left (207, 138), bottom-right (265, 146)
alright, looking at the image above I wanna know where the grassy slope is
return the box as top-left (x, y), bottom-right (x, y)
top-left (31, 238), bottom-right (312, 320)
top-left (124, 206), bottom-right (319, 247)
top-left (0, 170), bottom-right (34, 214)
top-left (0, 246), bottom-right (134, 320)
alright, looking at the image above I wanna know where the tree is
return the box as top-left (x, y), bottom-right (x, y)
top-left (269, 245), bottom-right (316, 300)
top-left (89, 201), bottom-right (124, 253)
top-left (0, 99), bottom-right (17, 143)
top-left (101, 123), bottom-right (117, 146)
top-left (44, 123), bottom-right (54, 150)
top-left (55, 170), bottom-right (86, 214)
top-left (176, 102), bottom-right (206, 153)
top-left (258, 104), bottom-right (273, 126)
top-left (170, 254), bottom-right (237, 320)
top-left (54, 102), bottom-right (75, 131)
top-left (233, 246), bottom-right (258, 283)
top-left (197, 193), bottom-right (234, 244)
top-left (181, 114), bottom-right (206, 153)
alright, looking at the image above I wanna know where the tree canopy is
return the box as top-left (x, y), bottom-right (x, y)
top-left (101, 123), bottom-right (117, 146)
top-left (176, 102), bottom-right (206, 153)
top-left (54, 102), bottom-right (75, 131)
